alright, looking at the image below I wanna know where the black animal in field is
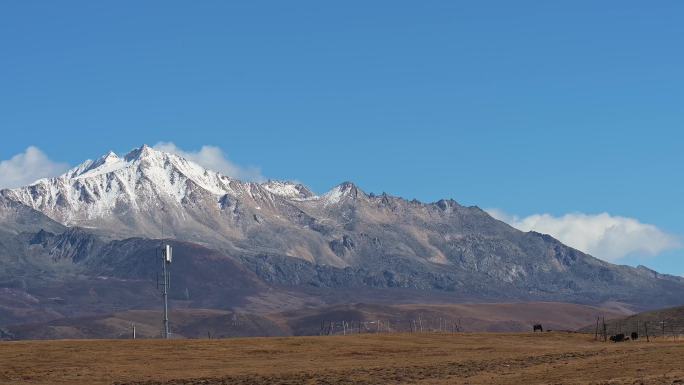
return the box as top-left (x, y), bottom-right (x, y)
top-left (631, 332), bottom-right (638, 340)
top-left (533, 324), bottom-right (543, 332)
top-left (609, 333), bottom-right (626, 342)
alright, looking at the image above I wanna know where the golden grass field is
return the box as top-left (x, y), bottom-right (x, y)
top-left (1, 333), bottom-right (682, 385)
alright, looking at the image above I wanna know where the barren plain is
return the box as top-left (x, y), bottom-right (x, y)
top-left (1, 332), bottom-right (683, 385)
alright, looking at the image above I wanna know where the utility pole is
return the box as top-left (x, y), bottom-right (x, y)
top-left (160, 244), bottom-right (172, 339)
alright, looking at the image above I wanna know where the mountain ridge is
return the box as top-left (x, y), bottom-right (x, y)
top-left (1, 144), bottom-right (683, 331)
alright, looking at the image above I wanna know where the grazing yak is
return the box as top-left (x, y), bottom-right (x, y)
top-left (631, 332), bottom-right (638, 340)
top-left (533, 324), bottom-right (543, 332)
top-left (610, 333), bottom-right (626, 342)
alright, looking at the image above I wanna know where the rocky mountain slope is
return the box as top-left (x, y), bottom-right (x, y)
top-left (1, 145), bottom-right (683, 331)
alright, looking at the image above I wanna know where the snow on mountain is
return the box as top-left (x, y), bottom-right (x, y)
top-left (321, 182), bottom-right (365, 205)
top-left (5, 145), bottom-right (366, 231)
top-left (3, 145), bottom-right (371, 266)
top-left (4, 145), bottom-right (329, 227)
top-left (260, 180), bottom-right (317, 200)
top-left (71, 151), bottom-right (124, 179)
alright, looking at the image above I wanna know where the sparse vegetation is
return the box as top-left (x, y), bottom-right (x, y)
top-left (1, 333), bottom-right (682, 384)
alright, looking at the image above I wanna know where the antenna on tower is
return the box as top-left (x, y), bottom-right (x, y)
top-left (154, 203), bottom-right (173, 339)
top-left (159, 243), bottom-right (172, 339)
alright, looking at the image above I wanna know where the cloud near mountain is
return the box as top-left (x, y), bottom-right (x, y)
top-left (0, 146), bottom-right (70, 189)
top-left (153, 142), bottom-right (265, 182)
top-left (0, 143), bottom-right (265, 189)
top-left (486, 209), bottom-right (680, 262)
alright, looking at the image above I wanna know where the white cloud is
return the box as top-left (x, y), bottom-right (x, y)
top-left (0, 146), bottom-right (70, 189)
top-left (486, 209), bottom-right (681, 262)
top-left (153, 142), bottom-right (265, 182)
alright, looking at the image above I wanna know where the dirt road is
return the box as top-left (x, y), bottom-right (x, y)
top-left (1, 333), bottom-right (682, 384)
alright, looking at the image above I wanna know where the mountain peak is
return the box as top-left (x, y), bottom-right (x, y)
top-left (103, 150), bottom-right (119, 160)
top-left (123, 144), bottom-right (159, 161)
top-left (338, 181), bottom-right (365, 196)
top-left (338, 181), bottom-right (356, 189)
top-left (60, 145), bottom-right (165, 180)
top-left (322, 181), bottom-right (366, 204)
top-left (261, 180), bottom-right (316, 199)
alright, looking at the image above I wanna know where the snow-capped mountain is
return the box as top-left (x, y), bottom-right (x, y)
top-left (4, 145), bottom-right (369, 263)
top-left (261, 180), bottom-right (317, 200)
top-left (2, 144), bottom-right (684, 314)
top-left (9, 145), bottom-right (317, 222)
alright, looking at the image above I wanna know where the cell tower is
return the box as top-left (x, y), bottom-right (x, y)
top-left (159, 244), bottom-right (172, 339)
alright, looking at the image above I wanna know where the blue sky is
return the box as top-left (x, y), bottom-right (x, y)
top-left (0, 1), bottom-right (682, 275)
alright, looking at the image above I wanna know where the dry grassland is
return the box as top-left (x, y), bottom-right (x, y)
top-left (1, 333), bottom-right (682, 385)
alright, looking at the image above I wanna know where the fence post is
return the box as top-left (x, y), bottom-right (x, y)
top-left (636, 320), bottom-right (639, 340)
top-left (594, 317), bottom-right (599, 341)
top-left (602, 317), bottom-right (607, 342)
